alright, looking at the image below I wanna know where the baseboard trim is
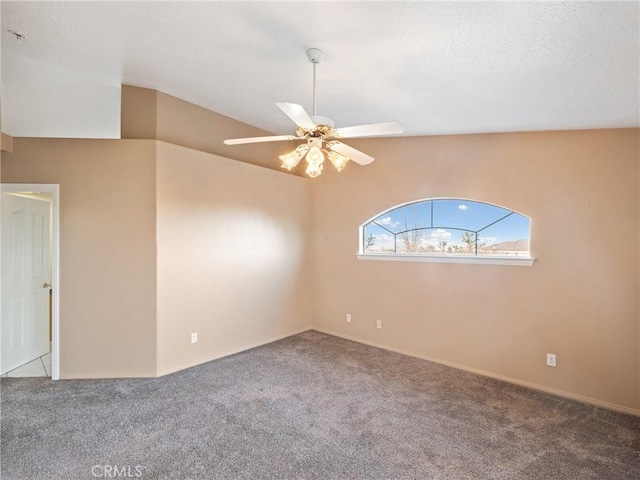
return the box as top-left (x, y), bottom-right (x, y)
top-left (156, 326), bottom-right (314, 377)
top-left (60, 371), bottom-right (157, 380)
top-left (312, 327), bottom-right (640, 417)
top-left (60, 327), bottom-right (314, 380)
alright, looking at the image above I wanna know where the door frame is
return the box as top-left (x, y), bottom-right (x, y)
top-left (1, 183), bottom-right (60, 380)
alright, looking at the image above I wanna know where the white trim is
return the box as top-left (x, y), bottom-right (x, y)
top-left (312, 328), bottom-right (640, 417)
top-left (64, 327), bottom-right (315, 379)
top-left (1, 184), bottom-right (60, 380)
top-left (360, 196), bottom-right (531, 227)
top-left (357, 253), bottom-right (535, 266)
top-left (60, 371), bottom-right (157, 380)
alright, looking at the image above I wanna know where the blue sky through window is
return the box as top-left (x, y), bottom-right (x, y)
top-left (363, 199), bottom-right (530, 256)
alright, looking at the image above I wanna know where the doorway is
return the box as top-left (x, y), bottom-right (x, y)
top-left (1, 184), bottom-right (59, 380)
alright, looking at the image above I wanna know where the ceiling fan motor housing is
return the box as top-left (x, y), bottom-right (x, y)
top-left (296, 122), bottom-right (334, 140)
top-left (310, 115), bottom-right (334, 128)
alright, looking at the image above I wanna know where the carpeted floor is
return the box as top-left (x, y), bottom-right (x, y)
top-left (1, 330), bottom-right (638, 479)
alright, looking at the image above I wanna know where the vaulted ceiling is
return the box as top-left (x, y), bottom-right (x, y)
top-left (2, 1), bottom-right (638, 140)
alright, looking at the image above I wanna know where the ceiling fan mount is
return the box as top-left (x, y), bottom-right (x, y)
top-left (306, 47), bottom-right (325, 64)
top-left (223, 47), bottom-right (404, 177)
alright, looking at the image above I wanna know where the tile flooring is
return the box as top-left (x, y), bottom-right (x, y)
top-left (2, 351), bottom-right (51, 377)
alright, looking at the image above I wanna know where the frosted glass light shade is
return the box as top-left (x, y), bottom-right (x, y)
top-left (306, 161), bottom-right (323, 178)
top-left (328, 151), bottom-right (349, 172)
top-left (306, 146), bottom-right (323, 164)
top-left (279, 144), bottom-right (309, 171)
top-left (304, 146), bottom-right (324, 178)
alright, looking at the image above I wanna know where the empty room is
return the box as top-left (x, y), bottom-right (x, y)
top-left (1, 1), bottom-right (639, 479)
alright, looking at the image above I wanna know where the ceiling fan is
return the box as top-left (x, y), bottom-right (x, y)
top-left (223, 48), bottom-right (404, 178)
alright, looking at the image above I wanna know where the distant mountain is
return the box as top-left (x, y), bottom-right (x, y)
top-left (486, 239), bottom-right (529, 251)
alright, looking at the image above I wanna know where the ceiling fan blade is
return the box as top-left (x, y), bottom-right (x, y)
top-left (224, 135), bottom-right (298, 145)
top-left (333, 121), bottom-right (404, 138)
top-left (327, 141), bottom-right (375, 166)
top-left (276, 102), bottom-right (316, 129)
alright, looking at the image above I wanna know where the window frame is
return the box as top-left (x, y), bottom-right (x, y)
top-left (357, 197), bottom-right (535, 266)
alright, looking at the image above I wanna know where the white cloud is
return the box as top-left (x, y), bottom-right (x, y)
top-left (458, 204), bottom-right (469, 211)
top-left (479, 236), bottom-right (498, 245)
top-left (429, 229), bottom-right (452, 240)
top-left (376, 216), bottom-right (399, 228)
top-left (423, 228), bottom-right (452, 247)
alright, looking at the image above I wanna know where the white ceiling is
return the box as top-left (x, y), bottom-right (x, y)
top-left (1, 1), bottom-right (639, 139)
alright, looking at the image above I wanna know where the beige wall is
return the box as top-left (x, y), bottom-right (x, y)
top-left (0, 86), bottom-right (315, 379)
top-left (2, 85), bottom-right (638, 414)
top-left (310, 128), bottom-right (640, 413)
top-left (122, 85), bottom-right (299, 172)
top-left (0, 137), bottom-right (312, 378)
top-left (1, 139), bottom-right (158, 377)
top-left (155, 142), bottom-right (312, 375)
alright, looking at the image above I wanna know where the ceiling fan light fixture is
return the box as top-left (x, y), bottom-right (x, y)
top-left (224, 47), bottom-right (403, 178)
top-left (279, 144), bottom-right (309, 170)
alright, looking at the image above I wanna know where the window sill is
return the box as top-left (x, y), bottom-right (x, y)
top-left (356, 254), bottom-right (535, 266)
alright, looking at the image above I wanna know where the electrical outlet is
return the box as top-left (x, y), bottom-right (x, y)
top-left (191, 332), bottom-right (198, 344)
top-left (546, 353), bottom-right (556, 367)
top-left (376, 320), bottom-right (382, 329)
top-left (346, 314), bottom-right (351, 323)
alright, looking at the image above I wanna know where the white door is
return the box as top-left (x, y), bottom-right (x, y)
top-left (1, 193), bottom-right (51, 374)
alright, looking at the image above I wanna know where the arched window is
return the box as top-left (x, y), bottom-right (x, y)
top-left (359, 198), bottom-right (533, 266)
